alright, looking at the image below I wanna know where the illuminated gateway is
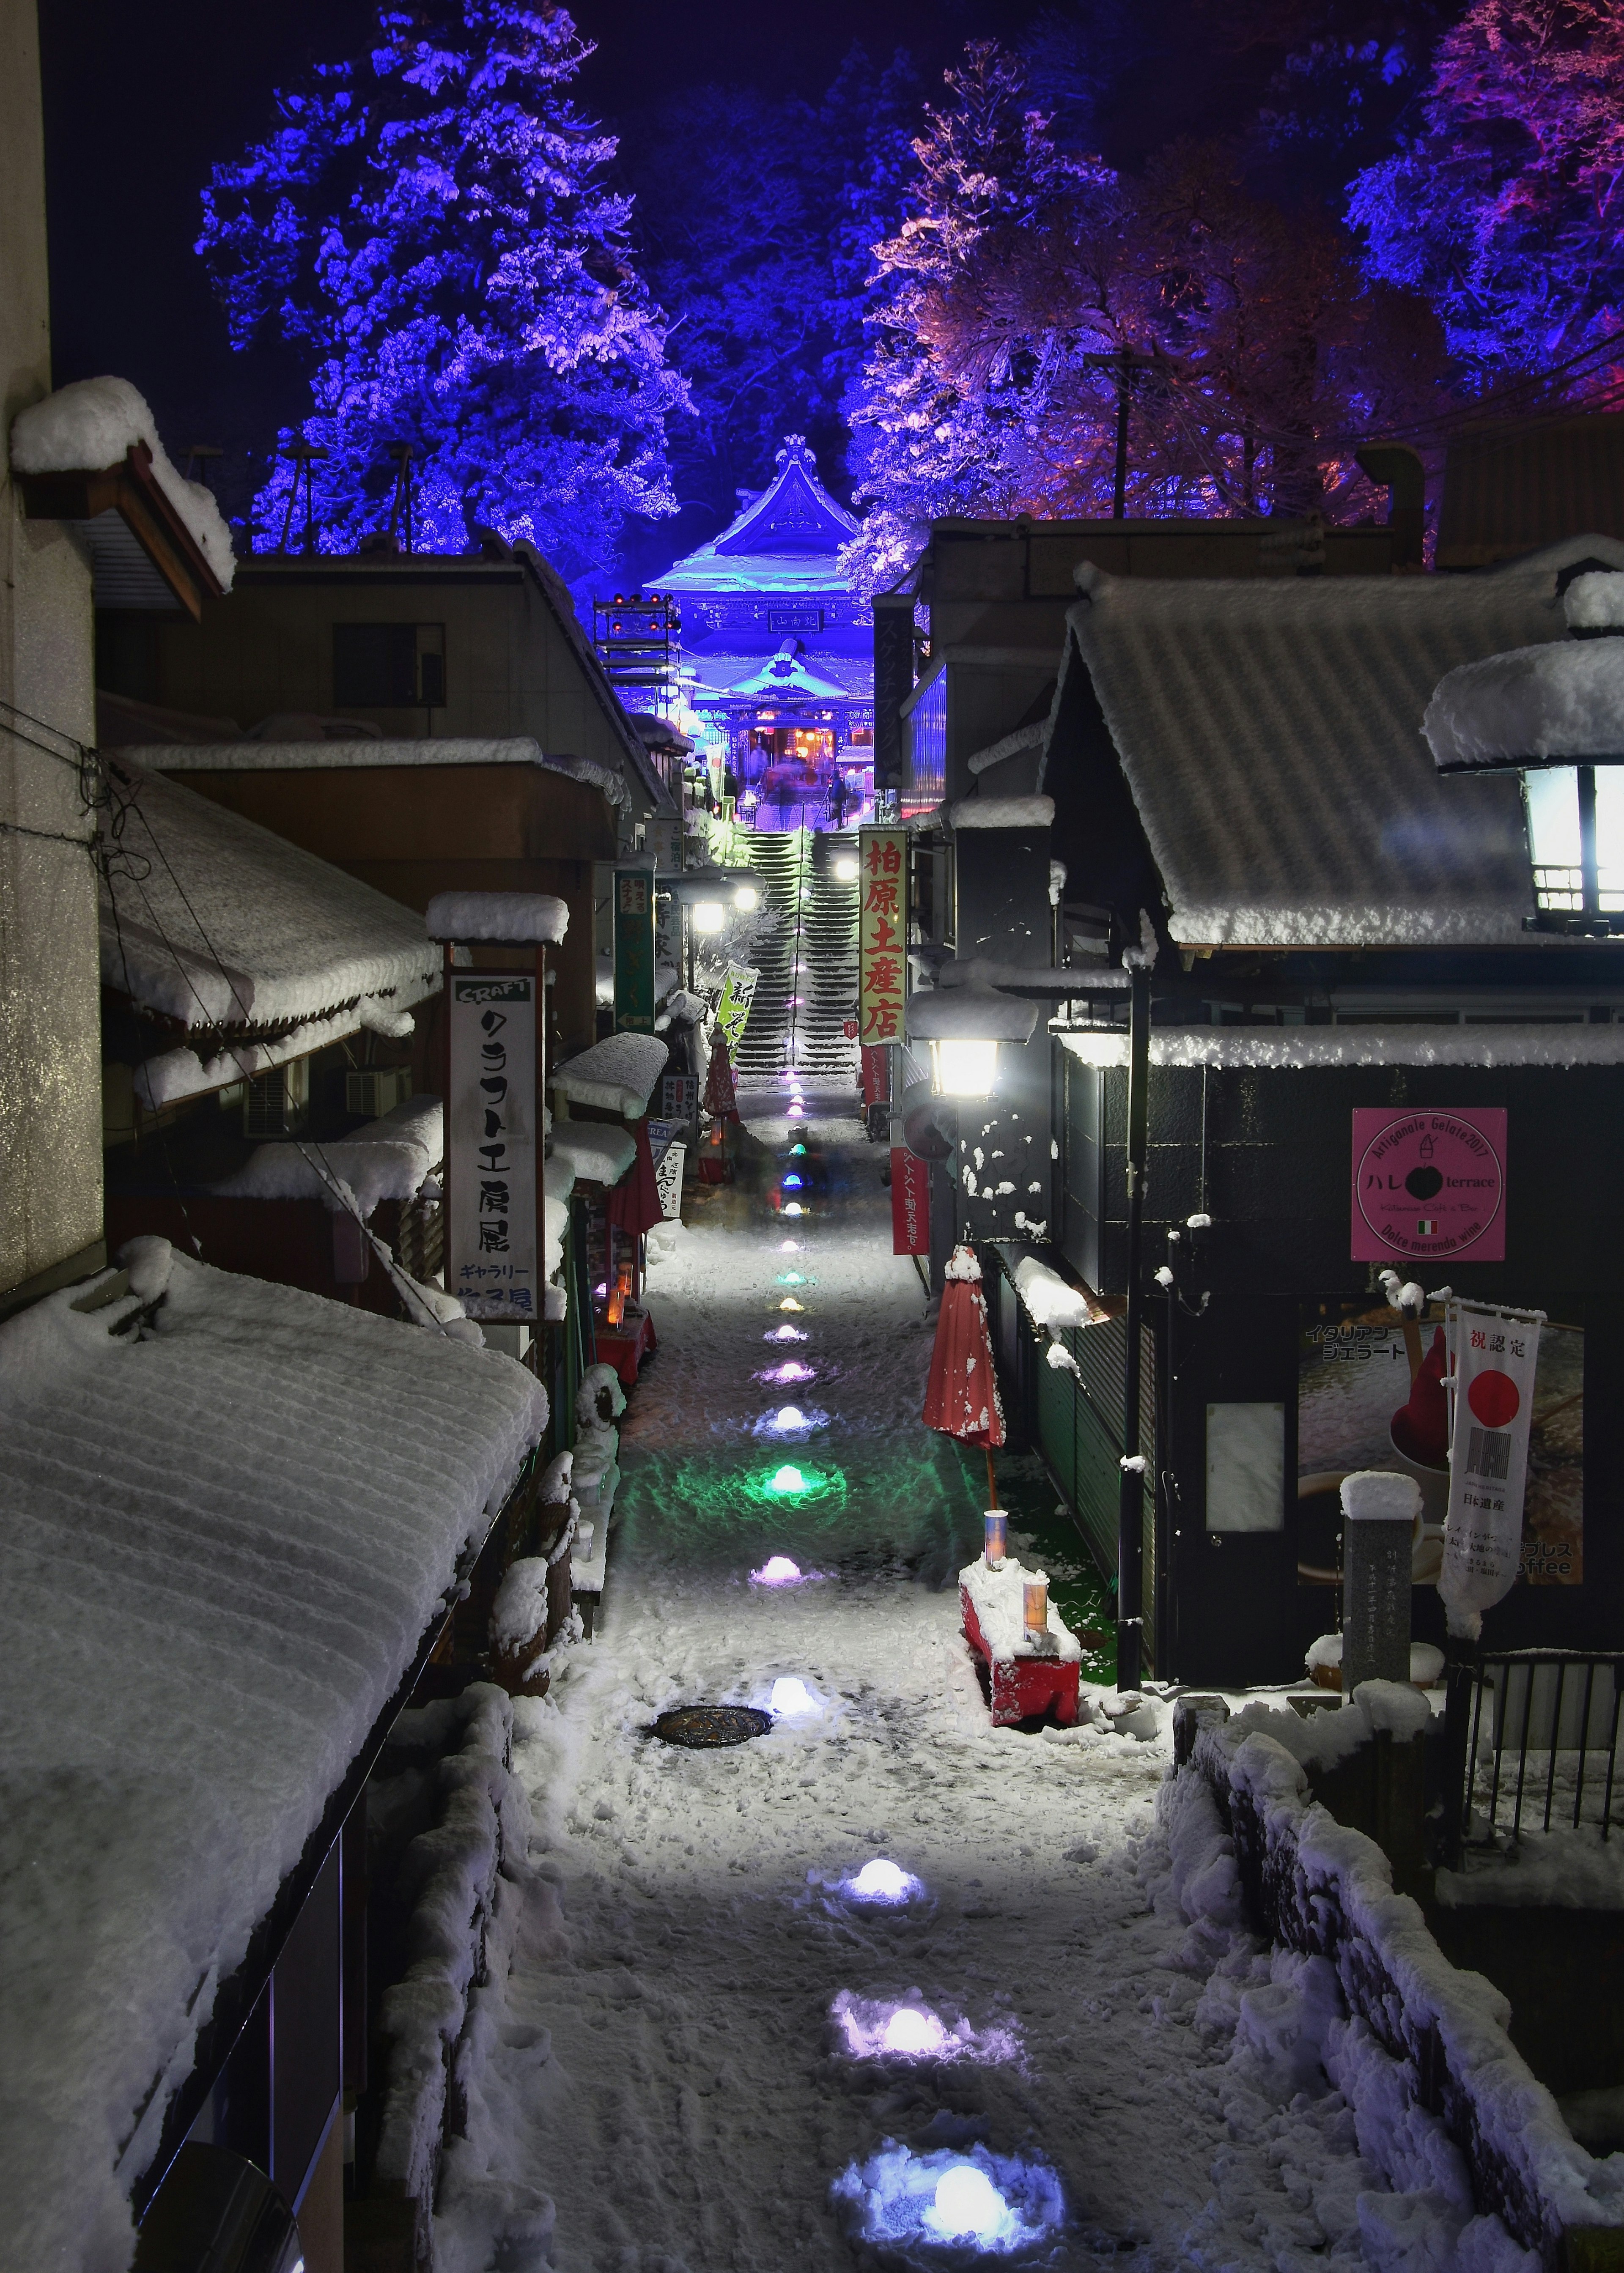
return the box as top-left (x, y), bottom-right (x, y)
top-left (661, 436), bottom-right (873, 825)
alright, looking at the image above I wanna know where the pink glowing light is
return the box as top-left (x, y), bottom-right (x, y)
top-left (761, 1360), bottom-right (815, 1385)
top-left (751, 1555), bottom-right (804, 1585)
top-left (764, 1324), bottom-right (808, 1343)
top-left (830, 1992), bottom-right (1021, 2066)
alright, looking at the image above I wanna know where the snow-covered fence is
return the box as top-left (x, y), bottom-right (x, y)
top-left (1171, 1700), bottom-right (1624, 2268)
top-left (368, 1686), bottom-right (532, 2267)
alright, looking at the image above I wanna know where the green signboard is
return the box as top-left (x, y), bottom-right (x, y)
top-left (614, 867), bottom-right (656, 1032)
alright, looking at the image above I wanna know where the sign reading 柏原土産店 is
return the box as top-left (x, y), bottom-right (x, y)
top-left (447, 972), bottom-right (539, 1321)
top-left (1350, 1107), bottom-right (1506, 1263)
top-left (859, 826), bottom-right (905, 1050)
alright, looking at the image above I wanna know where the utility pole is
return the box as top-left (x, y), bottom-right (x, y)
top-left (1083, 348), bottom-right (1159, 521)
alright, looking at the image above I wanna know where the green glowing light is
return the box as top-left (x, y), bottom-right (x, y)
top-left (776, 1272), bottom-right (807, 1286)
top-left (767, 1464), bottom-right (808, 1494)
top-left (789, 1143), bottom-right (807, 1155)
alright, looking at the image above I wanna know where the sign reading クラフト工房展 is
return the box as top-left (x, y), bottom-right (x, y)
top-left (715, 962), bottom-right (759, 1061)
top-left (891, 1145), bottom-right (930, 1255)
top-left (1351, 1107), bottom-right (1506, 1262)
top-left (1439, 1300), bottom-right (1544, 1637)
top-left (859, 826), bottom-right (905, 1048)
top-left (614, 868), bottom-right (656, 1032)
top-left (447, 973), bottom-right (539, 1320)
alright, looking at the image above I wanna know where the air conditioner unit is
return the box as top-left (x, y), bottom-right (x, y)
top-left (346, 1066), bottom-right (414, 1119)
top-left (243, 1056), bottom-right (310, 1139)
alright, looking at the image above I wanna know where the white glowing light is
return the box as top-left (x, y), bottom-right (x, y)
top-left (752, 1555), bottom-right (803, 1585)
top-left (833, 855), bottom-right (860, 881)
top-left (849, 1858), bottom-right (915, 1903)
top-left (777, 1238), bottom-right (803, 1252)
top-left (882, 2007), bottom-right (947, 2056)
top-left (787, 1106), bottom-right (807, 1119)
top-left (765, 1323), bottom-right (808, 1342)
top-left (772, 1404), bottom-right (806, 1430)
top-left (783, 1201), bottom-right (804, 1216)
top-left (933, 1038), bottom-right (1000, 1099)
top-left (928, 2166), bottom-right (1009, 2244)
top-left (765, 1360), bottom-right (814, 1384)
top-left (768, 1464), bottom-right (807, 1494)
top-left (692, 900), bottom-right (726, 936)
top-left (770, 1676), bottom-right (816, 1716)
top-left (732, 883), bottom-right (760, 912)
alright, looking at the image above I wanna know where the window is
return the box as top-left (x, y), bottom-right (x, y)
top-left (1205, 1403), bottom-right (1286, 1533)
top-left (333, 622), bottom-right (446, 709)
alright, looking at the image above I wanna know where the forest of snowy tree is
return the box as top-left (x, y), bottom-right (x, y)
top-left (195, 0), bottom-right (1624, 584)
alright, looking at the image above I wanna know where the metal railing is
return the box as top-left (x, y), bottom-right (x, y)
top-left (1453, 1648), bottom-right (1624, 1851)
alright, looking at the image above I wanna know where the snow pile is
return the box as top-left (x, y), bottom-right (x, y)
top-left (11, 375), bottom-right (236, 590)
top-left (905, 981), bottom-right (1039, 1043)
top-left (960, 1557), bottom-right (1083, 1663)
top-left (1342, 1470), bottom-right (1424, 1524)
top-left (0, 1247), bottom-right (546, 2273)
top-left (1059, 1023), bottom-right (1624, 1072)
top-left (571, 1363), bottom-right (624, 1522)
top-left (1011, 1254), bottom-right (1107, 1332)
top-left (946, 795), bottom-right (1056, 830)
top-left (130, 738), bottom-right (624, 811)
top-left (547, 1126), bottom-right (636, 1191)
top-left (213, 1136), bottom-right (432, 1217)
top-left (1424, 640), bottom-right (1624, 771)
top-left (551, 1032), bottom-right (669, 1118)
top-left (1304, 1635), bottom-right (1446, 1687)
top-left (102, 762), bottom-right (438, 1037)
top-left (1564, 572), bottom-right (1624, 633)
top-left (425, 891), bottom-right (569, 945)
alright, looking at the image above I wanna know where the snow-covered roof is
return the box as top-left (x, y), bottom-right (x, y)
top-left (0, 1240), bottom-right (545, 2272)
top-left (1423, 639), bottom-right (1624, 772)
top-left (425, 890), bottom-right (569, 944)
top-left (548, 1126), bottom-right (638, 1192)
top-left (102, 762), bottom-right (439, 1097)
top-left (123, 738), bottom-right (631, 809)
top-left (211, 1097), bottom-right (444, 1216)
top-left (1052, 537), bottom-right (1624, 949)
top-left (661, 436), bottom-right (859, 596)
top-left (551, 1031), bottom-right (670, 1119)
top-left (10, 376), bottom-right (235, 592)
top-left (949, 795), bottom-right (1055, 831)
top-left (1057, 1022), bottom-right (1624, 1069)
top-left (906, 983), bottom-right (1040, 1044)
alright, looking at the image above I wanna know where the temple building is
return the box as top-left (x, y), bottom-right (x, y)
top-left (660, 436), bottom-right (873, 828)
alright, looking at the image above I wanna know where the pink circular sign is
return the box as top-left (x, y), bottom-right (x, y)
top-left (1352, 1110), bottom-right (1506, 1260)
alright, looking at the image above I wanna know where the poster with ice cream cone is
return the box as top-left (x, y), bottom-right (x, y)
top-left (1297, 1294), bottom-right (1582, 1591)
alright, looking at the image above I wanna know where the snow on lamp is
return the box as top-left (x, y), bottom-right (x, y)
top-left (1424, 570), bottom-right (1624, 936)
top-left (905, 975), bottom-right (1038, 1099)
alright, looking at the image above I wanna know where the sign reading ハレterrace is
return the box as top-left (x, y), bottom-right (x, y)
top-left (1350, 1107), bottom-right (1506, 1262)
top-left (448, 972), bottom-right (539, 1320)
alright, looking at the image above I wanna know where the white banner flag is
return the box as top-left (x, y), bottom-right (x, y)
top-left (1438, 1300), bottom-right (1543, 1639)
top-left (447, 972), bottom-right (539, 1322)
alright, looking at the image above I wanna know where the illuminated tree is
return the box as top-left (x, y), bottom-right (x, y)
top-left (198, 1), bottom-right (688, 576)
top-left (1347, 0), bottom-right (1624, 376)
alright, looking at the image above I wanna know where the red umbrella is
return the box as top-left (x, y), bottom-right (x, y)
top-left (606, 1118), bottom-right (664, 1302)
top-left (923, 1244), bottom-right (1006, 1503)
top-left (703, 1030), bottom-right (740, 1122)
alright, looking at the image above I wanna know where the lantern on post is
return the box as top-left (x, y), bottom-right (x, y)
top-left (905, 976), bottom-right (1039, 1100)
top-left (1424, 568), bottom-right (1624, 937)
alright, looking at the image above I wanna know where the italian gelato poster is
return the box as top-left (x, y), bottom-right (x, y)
top-left (1296, 1295), bottom-right (1583, 1589)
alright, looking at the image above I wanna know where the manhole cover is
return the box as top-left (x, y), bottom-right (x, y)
top-left (652, 1704), bottom-right (772, 1749)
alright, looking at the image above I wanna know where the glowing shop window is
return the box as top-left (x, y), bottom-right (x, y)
top-left (1525, 766), bottom-right (1624, 912)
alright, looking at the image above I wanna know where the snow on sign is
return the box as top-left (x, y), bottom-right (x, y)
top-left (448, 972), bottom-right (540, 1319)
top-left (1350, 1108), bottom-right (1506, 1262)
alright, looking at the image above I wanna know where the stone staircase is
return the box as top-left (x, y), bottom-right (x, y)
top-left (733, 830), bottom-right (861, 1087)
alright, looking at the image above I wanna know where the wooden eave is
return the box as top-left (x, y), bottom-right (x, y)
top-left (16, 441), bottom-right (225, 620)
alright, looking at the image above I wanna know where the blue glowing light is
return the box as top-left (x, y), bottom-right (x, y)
top-left (782, 1173), bottom-right (804, 1188)
top-left (831, 2144), bottom-right (1064, 2257)
top-left (843, 1858), bottom-right (921, 1905)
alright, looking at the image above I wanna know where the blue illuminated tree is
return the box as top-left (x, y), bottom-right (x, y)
top-left (198, 2), bottom-right (688, 574)
top-left (1346, 0), bottom-right (1624, 378)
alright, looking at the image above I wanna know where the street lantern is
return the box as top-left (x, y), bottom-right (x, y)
top-left (691, 901), bottom-right (725, 935)
top-left (905, 976), bottom-right (1039, 1098)
top-left (1424, 569), bottom-right (1624, 936)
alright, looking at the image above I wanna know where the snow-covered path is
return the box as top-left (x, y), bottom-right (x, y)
top-left (457, 1099), bottom-right (1394, 2272)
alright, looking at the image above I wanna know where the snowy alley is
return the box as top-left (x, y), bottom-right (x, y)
top-left (437, 1094), bottom-right (1529, 2273)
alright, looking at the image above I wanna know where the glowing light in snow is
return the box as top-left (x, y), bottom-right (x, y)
top-left (782, 1173), bottom-right (804, 1188)
top-left (833, 855), bottom-right (860, 881)
top-left (752, 1555), bottom-right (803, 1585)
top-left (776, 1271), bottom-right (806, 1286)
top-left (761, 1360), bottom-right (814, 1384)
top-left (787, 1106), bottom-right (807, 1120)
top-left (770, 1404), bottom-right (806, 1430)
top-left (765, 1324), bottom-right (808, 1342)
top-left (779, 1296), bottom-right (805, 1312)
top-left (770, 1676), bottom-right (816, 1716)
top-left (846, 1858), bottom-right (919, 1904)
top-left (930, 2167), bottom-right (1008, 2243)
top-left (831, 2145), bottom-right (1063, 2255)
top-left (777, 1238), bottom-right (803, 1252)
top-left (783, 1201), bottom-right (804, 1215)
top-left (830, 1993), bottom-right (1022, 2066)
top-left (789, 1143), bottom-right (807, 1155)
top-left (886, 2007), bottom-right (947, 2054)
top-left (766, 1464), bottom-right (807, 1494)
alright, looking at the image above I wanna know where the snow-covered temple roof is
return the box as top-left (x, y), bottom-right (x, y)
top-left (101, 759), bottom-right (440, 1105)
top-left (661, 436), bottom-right (859, 598)
top-left (0, 1241), bottom-right (546, 2272)
top-left (1049, 535), bottom-right (1624, 950)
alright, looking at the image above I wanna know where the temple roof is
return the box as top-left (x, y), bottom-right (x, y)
top-left (662, 437), bottom-right (859, 596)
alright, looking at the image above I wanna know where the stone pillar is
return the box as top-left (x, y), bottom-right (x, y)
top-left (1340, 1470), bottom-right (1421, 1695)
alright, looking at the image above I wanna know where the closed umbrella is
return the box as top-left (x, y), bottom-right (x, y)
top-left (922, 1244), bottom-right (1006, 1505)
top-left (606, 1118), bottom-right (664, 1304)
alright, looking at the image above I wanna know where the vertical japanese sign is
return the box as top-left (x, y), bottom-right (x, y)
top-left (859, 825), bottom-right (905, 1050)
top-left (448, 973), bottom-right (538, 1321)
top-left (1439, 1300), bottom-right (1543, 1637)
top-left (614, 867), bottom-right (655, 1032)
top-left (891, 1145), bottom-right (930, 1254)
top-left (715, 961), bottom-right (759, 1059)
